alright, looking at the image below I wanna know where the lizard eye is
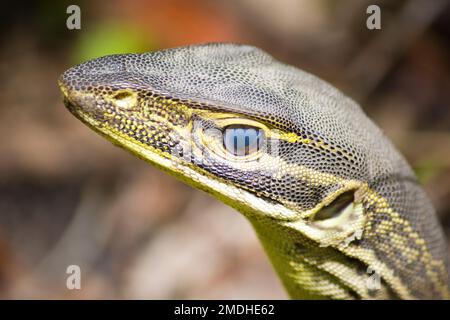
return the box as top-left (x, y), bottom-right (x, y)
top-left (223, 125), bottom-right (264, 156)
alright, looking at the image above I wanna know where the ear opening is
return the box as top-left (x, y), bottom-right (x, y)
top-left (312, 190), bottom-right (355, 221)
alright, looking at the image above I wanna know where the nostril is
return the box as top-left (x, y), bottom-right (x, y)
top-left (111, 89), bottom-right (137, 109)
top-left (113, 91), bottom-right (133, 100)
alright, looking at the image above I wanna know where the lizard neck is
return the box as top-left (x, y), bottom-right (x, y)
top-left (249, 215), bottom-right (392, 300)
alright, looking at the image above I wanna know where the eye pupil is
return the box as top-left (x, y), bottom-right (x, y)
top-left (223, 125), bottom-right (264, 156)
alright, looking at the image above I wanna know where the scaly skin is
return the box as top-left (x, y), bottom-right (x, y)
top-left (59, 43), bottom-right (449, 299)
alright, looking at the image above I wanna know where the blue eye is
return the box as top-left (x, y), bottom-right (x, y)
top-left (223, 125), bottom-right (264, 156)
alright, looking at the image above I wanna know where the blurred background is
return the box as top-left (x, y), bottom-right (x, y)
top-left (0, 0), bottom-right (449, 299)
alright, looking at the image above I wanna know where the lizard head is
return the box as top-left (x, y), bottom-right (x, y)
top-left (59, 44), bottom-right (368, 231)
top-left (58, 43), bottom-right (448, 299)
